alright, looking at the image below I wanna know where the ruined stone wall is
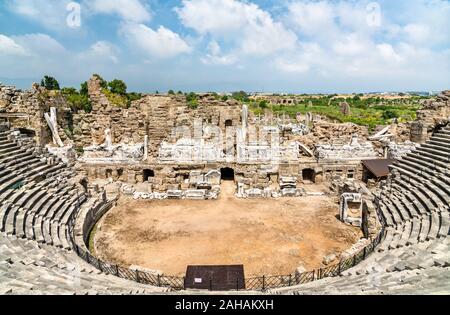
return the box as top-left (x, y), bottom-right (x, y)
top-left (291, 122), bottom-right (369, 151)
top-left (411, 91), bottom-right (450, 143)
top-left (137, 93), bottom-right (242, 159)
top-left (0, 83), bottom-right (71, 146)
top-left (73, 76), bottom-right (148, 149)
top-left (73, 76), bottom-right (243, 159)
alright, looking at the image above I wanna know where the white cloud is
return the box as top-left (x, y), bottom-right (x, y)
top-left (176, 0), bottom-right (298, 57)
top-left (274, 43), bottom-right (324, 74)
top-left (332, 34), bottom-right (372, 56)
top-left (6, 0), bottom-right (152, 30)
top-left (287, 1), bottom-right (339, 39)
top-left (176, 0), bottom-right (254, 35)
top-left (275, 58), bottom-right (310, 74)
top-left (120, 23), bottom-right (191, 59)
top-left (12, 33), bottom-right (66, 56)
top-left (402, 24), bottom-right (432, 44)
top-left (85, 0), bottom-right (151, 23)
top-left (0, 34), bottom-right (27, 56)
top-left (201, 41), bottom-right (237, 65)
top-left (279, 0), bottom-right (450, 81)
top-left (377, 43), bottom-right (402, 63)
top-left (79, 41), bottom-right (119, 64)
top-left (6, 0), bottom-right (71, 30)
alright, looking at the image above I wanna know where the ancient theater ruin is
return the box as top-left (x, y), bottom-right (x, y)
top-left (0, 76), bottom-right (449, 294)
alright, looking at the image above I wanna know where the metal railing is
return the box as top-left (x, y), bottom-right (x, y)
top-left (67, 196), bottom-right (386, 292)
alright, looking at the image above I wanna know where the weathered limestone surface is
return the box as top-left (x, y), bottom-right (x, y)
top-left (0, 83), bottom-right (71, 146)
top-left (410, 91), bottom-right (450, 143)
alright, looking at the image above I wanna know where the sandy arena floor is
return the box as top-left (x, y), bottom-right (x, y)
top-left (94, 182), bottom-right (363, 277)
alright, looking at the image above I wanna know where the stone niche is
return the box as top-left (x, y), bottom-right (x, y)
top-left (340, 193), bottom-right (363, 227)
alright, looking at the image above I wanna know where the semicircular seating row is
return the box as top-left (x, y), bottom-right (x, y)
top-left (1, 125), bottom-right (449, 295)
top-left (0, 128), bottom-right (168, 295)
top-left (270, 125), bottom-right (450, 295)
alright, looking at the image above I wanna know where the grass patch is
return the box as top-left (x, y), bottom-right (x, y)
top-left (88, 223), bottom-right (99, 255)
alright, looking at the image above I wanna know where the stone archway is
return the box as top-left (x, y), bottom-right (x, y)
top-left (220, 167), bottom-right (235, 181)
top-left (302, 168), bottom-right (315, 183)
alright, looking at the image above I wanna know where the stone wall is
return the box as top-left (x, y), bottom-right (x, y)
top-left (410, 91), bottom-right (450, 143)
top-left (72, 76), bottom-right (147, 149)
top-left (0, 83), bottom-right (71, 146)
top-left (73, 76), bottom-right (242, 160)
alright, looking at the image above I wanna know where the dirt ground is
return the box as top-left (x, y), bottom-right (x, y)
top-left (94, 182), bottom-right (363, 277)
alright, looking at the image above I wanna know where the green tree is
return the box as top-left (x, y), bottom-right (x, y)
top-left (40, 75), bottom-right (60, 90)
top-left (108, 79), bottom-right (127, 95)
top-left (80, 81), bottom-right (88, 95)
top-left (168, 90), bottom-right (175, 95)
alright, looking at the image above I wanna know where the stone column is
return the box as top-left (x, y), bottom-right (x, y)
top-left (44, 107), bottom-right (64, 147)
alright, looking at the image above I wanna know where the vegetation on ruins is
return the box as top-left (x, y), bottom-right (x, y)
top-left (61, 86), bottom-right (92, 113)
top-left (101, 88), bottom-right (130, 108)
top-left (40, 75), bottom-right (60, 91)
top-left (186, 92), bottom-right (199, 109)
top-left (259, 100), bottom-right (268, 109)
top-left (45, 75), bottom-right (143, 112)
top-left (249, 95), bottom-right (426, 129)
top-left (232, 91), bottom-right (250, 102)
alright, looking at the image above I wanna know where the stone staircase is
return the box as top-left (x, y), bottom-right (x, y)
top-left (0, 128), bottom-right (168, 294)
top-left (269, 125), bottom-right (450, 295)
top-left (0, 233), bottom-right (168, 295)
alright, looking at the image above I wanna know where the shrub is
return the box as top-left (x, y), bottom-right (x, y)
top-left (108, 79), bottom-right (127, 95)
top-left (232, 91), bottom-right (249, 102)
top-left (259, 100), bottom-right (268, 109)
top-left (102, 88), bottom-right (129, 108)
top-left (382, 110), bottom-right (399, 120)
top-left (186, 92), bottom-right (199, 109)
top-left (65, 92), bottom-right (92, 113)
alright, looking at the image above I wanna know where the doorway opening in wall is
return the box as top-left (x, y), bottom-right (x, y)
top-left (347, 170), bottom-right (355, 179)
top-left (106, 169), bottom-right (113, 179)
top-left (18, 128), bottom-right (36, 137)
top-left (302, 168), bottom-right (315, 183)
top-left (220, 168), bottom-right (235, 181)
top-left (143, 169), bottom-right (155, 182)
top-left (117, 169), bottom-right (123, 179)
top-left (225, 120), bottom-right (233, 127)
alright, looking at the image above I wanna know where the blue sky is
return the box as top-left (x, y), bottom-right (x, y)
top-left (0, 0), bottom-right (449, 93)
